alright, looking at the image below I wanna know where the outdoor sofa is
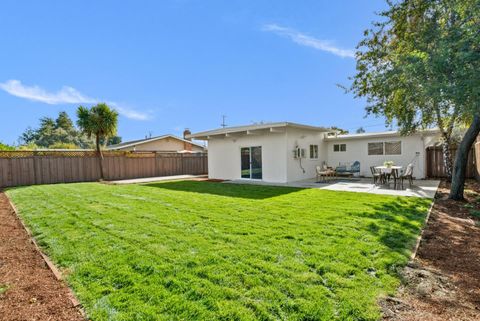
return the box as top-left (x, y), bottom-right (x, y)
top-left (335, 161), bottom-right (360, 177)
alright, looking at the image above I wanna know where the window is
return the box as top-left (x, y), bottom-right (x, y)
top-left (333, 144), bottom-right (346, 152)
top-left (385, 141), bottom-right (402, 155)
top-left (309, 145), bottom-right (319, 159)
top-left (368, 141), bottom-right (402, 156)
top-left (368, 142), bottom-right (384, 155)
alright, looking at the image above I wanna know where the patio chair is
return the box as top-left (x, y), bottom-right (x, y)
top-left (400, 164), bottom-right (414, 188)
top-left (370, 166), bottom-right (384, 185)
top-left (351, 161), bottom-right (360, 176)
top-left (316, 165), bottom-right (335, 182)
top-left (390, 167), bottom-right (400, 189)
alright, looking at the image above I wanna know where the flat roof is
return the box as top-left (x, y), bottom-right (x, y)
top-left (325, 128), bottom-right (440, 141)
top-left (187, 122), bottom-right (331, 140)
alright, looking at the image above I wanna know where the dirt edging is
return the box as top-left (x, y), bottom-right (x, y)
top-left (410, 198), bottom-right (436, 261)
top-left (4, 193), bottom-right (86, 319)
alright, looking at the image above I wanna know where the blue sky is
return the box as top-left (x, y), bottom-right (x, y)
top-left (0, 0), bottom-right (389, 145)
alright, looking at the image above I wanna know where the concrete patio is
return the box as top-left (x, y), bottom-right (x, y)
top-left (227, 178), bottom-right (440, 198)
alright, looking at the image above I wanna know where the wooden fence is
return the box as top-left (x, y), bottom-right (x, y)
top-left (0, 151), bottom-right (208, 188)
top-left (425, 146), bottom-right (476, 178)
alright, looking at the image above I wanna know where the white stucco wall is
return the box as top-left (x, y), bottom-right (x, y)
top-left (204, 127), bottom-right (440, 183)
top-left (326, 133), bottom-right (439, 179)
top-left (285, 128), bottom-right (326, 182)
top-left (207, 132), bottom-right (288, 183)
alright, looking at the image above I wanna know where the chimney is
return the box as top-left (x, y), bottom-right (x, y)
top-left (183, 128), bottom-right (192, 141)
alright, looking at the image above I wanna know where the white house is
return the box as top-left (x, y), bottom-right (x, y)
top-left (187, 122), bottom-right (440, 183)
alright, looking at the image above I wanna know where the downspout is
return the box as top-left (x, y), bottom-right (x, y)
top-left (299, 156), bottom-right (306, 174)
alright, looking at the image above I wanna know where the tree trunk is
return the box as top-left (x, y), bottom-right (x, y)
top-left (441, 139), bottom-right (453, 181)
top-left (449, 114), bottom-right (480, 200)
top-left (96, 135), bottom-right (105, 181)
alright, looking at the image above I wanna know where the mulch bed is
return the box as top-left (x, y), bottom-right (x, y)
top-left (382, 180), bottom-right (480, 321)
top-left (0, 192), bottom-right (84, 321)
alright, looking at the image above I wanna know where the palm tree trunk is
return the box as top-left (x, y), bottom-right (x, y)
top-left (96, 135), bottom-right (105, 180)
top-left (449, 114), bottom-right (480, 200)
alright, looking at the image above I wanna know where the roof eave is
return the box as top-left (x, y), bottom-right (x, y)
top-left (188, 123), bottom-right (330, 140)
top-left (325, 129), bottom-right (441, 141)
top-left (107, 135), bottom-right (206, 150)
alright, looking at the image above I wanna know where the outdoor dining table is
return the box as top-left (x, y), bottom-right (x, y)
top-left (374, 165), bottom-right (403, 174)
top-left (375, 165), bottom-right (403, 188)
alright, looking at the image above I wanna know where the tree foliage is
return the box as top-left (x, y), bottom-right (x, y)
top-left (100, 135), bottom-right (122, 146)
top-left (351, 0), bottom-right (479, 132)
top-left (19, 111), bottom-right (94, 149)
top-left (350, 0), bottom-right (479, 198)
top-left (356, 127), bottom-right (366, 134)
top-left (77, 103), bottom-right (119, 143)
top-left (77, 103), bottom-right (119, 179)
top-left (0, 142), bottom-right (15, 151)
top-left (48, 142), bottom-right (81, 149)
top-left (329, 126), bottom-right (349, 135)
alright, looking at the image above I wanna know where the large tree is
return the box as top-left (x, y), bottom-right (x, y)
top-left (350, 0), bottom-right (479, 199)
top-left (55, 111), bottom-right (75, 131)
top-left (19, 111), bottom-right (94, 149)
top-left (77, 103), bottom-right (119, 180)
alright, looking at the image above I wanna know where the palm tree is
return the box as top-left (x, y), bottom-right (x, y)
top-left (77, 103), bottom-right (118, 180)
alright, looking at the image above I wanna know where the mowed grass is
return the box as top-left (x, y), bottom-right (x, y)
top-left (7, 181), bottom-right (431, 321)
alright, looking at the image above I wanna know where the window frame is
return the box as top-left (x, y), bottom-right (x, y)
top-left (368, 142), bottom-right (384, 155)
top-left (309, 144), bottom-right (319, 159)
top-left (384, 140), bottom-right (402, 155)
top-left (333, 143), bottom-right (346, 152)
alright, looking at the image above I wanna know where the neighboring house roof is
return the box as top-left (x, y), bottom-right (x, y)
top-left (187, 122), bottom-right (331, 140)
top-left (107, 134), bottom-right (206, 150)
top-left (325, 128), bottom-right (440, 141)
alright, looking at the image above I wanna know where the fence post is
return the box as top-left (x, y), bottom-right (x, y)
top-left (181, 153), bottom-right (185, 175)
top-left (33, 151), bottom-right (39, 185)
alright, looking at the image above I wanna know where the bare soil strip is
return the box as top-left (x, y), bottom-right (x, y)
top-left (383, 180), bottom-right (480, 321)
top-left (0, 192), bottom-right (84, 321)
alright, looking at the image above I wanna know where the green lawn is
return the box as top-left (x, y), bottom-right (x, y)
top-left (6, 181), bottom-right (431, 321)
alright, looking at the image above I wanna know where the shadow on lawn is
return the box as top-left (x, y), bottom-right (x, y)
top-left (350, 197), bottom-right (430, 256)
top-left (141, 180), bottom-right (301, 199)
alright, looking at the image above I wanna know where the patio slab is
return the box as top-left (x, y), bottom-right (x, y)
top-left (227, 178), bottom-right (440, 198)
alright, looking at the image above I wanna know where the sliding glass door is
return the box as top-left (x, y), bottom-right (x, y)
top-left (241, 148), bottom-right (251, 178)
top-left (240, 146), bottom-right (262, 179)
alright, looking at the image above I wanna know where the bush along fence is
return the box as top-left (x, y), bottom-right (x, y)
top-left (0, 151), bottom-right (208, 188)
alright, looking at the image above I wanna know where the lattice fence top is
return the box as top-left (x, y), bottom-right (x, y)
top-left (0, 151), bottom-right (97, 158)
top-left (0, 150), bottom-right (207, 159)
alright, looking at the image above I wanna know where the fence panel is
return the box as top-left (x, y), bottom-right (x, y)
top-left (426, 147), bottom-right (476, 178)
top-left (0, 151), bottom-right (208, 188)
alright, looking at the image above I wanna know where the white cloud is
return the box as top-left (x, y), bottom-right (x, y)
top-left (262, 24), bottom-right (355, 58)
top-left (0, 80), bottom-right (96, 104)
top-left (110, 103), bottom-right (151, 121)
top-left (0, 79), bottom-right (151, 120)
